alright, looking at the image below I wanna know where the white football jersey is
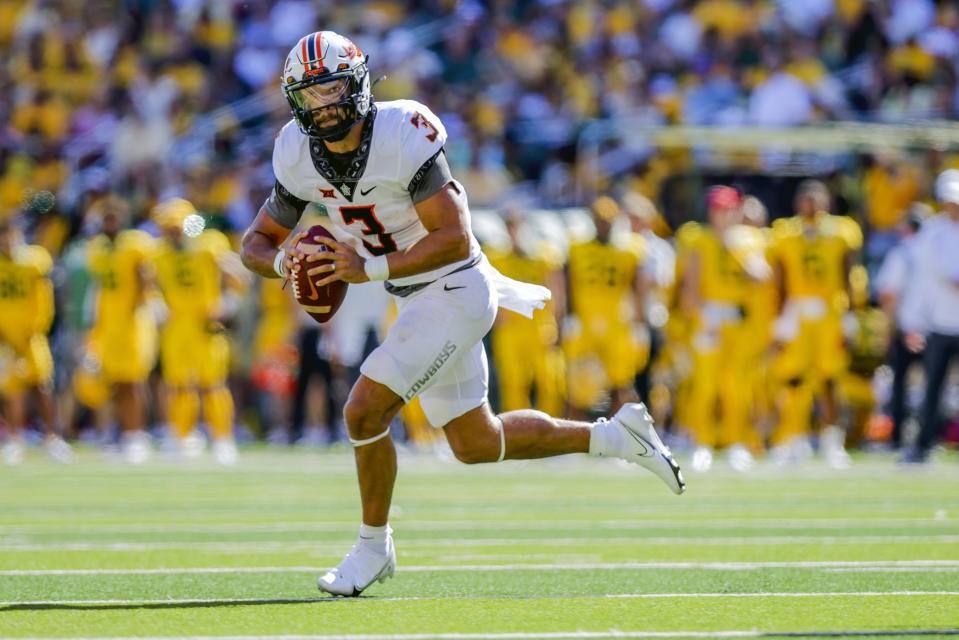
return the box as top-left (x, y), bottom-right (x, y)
top-left (272, 99), bottom-right (480, 287)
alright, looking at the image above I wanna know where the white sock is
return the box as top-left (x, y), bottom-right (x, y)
top-left (358, 523), bottom-right (390, 554)
top-left (589, 419), bottom-right (624, 457)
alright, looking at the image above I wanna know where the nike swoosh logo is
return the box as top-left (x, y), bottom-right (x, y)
top-left (443, 284), bottom-right (465, 291)
top-left (622, 426), bottom-right (652, 456)
top-left (305, 272), bottom-right (320, 301)
top-left (360, 186), bottom-right (377, 196)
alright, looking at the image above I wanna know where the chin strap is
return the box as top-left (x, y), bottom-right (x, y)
top-left (349, 426), bottom-right (391, 448)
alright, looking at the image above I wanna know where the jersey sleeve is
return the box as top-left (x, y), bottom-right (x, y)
top-left (21, 245), bottom-right (53, 277)
top-left (393, 100), bottom-right (448, 190)
top-left (840, 216), bottom-right (863, 252)
top-left (674, 222), bottom-right (702, 255)
top-left (199, 229), bottom-right (232, 258)
top-left (269, 120), bottom-right (312, 228)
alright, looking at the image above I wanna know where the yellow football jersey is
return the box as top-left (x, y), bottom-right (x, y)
top-left (87, 229), bottom-right (156, 327)
top-left (487, 241), bottom-right (562, 332)
top-left (0, 244), bottom-right (54, 345)
top-left (770, 213), bottom-right (862, 308)
top-left (675, 222), bottom-right (748, 305)
top-left (154, 230), bottom-right (231, 321)
top-left (567, 234), bottom-right (644, 316)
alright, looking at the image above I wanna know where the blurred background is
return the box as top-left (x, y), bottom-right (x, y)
top-left (1, 0), bottom-right (958, 470)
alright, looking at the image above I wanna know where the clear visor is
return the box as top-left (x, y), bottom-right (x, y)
top-left (290, 77), bottom-right (350, 111)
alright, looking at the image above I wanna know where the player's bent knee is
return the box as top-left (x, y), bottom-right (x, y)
top-left (450, 441), bottom-right (499, 465)
top-left (343, 398), bottom-right (383, 440)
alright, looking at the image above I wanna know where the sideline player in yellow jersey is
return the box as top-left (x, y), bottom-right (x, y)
top-left (740, 196), bottom-right (779, 443)
top-left (676, 187), bottom-right (770, 472)
top-left (75, 195), bottom-right (158, 464)
top-left (564, 196), bottom-right (647, 418)
top-left (768, 180), bottom-right (862, 468)
top-left (0, 213), bottom-right (72, 464)
top-left (486, 211), bottom-right (566, 416)
top-left (152, 199), bottom-right (249, 465)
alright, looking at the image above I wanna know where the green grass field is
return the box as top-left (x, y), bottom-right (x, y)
top-left (2, 447), bottom-right (958, 639)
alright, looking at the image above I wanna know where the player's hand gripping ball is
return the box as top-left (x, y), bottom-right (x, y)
top-left (289, 225), bottom-right (348, 323)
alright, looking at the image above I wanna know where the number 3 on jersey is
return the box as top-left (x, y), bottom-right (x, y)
top-left (410, 112), bottom-right (438, 142)
top-left (340, 205), bottom-right (397, 256)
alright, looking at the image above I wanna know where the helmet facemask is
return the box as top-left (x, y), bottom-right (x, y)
top-left (283, 60), bottom-right (371, 141)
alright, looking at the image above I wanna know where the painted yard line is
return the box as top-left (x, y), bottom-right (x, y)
top-left (824, 567), bottom-right (959, 573)
top-left (3, 591), bottom-right (959, 608)
top-left (12, 632), bottom-right (959, 640)
top-left (4, 560), bottom-right (959, 576)
top-left (0, 517), bottom-right (950, 534)
top-left (3, 535), bottom-right (958, 552)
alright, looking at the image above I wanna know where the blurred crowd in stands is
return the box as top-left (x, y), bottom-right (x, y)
top-left (1, 0), bottom-right (958, 466)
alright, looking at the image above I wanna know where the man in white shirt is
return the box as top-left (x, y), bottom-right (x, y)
top-left (875, 207), bottom-right (926, 450)
top-left (901, 170), bottom-right (959, 463)
top-left (239, 31), bottom-right (686, 597)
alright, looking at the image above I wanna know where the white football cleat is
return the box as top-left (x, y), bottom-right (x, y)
top-left (212, 438), bottom-right (238, 466)
top-left (121, 430), bottom-right (151, 465)
top-left (318, 533), bottom-right (396, 596)
top-left (820, 426), bottom-right (851, 470)
top-left (44, 435), bottom-right (74, 464)
top-left (725, 444), bottom-right (754, 473)
top-left (3, 438), bottom-right (25, 466)
top-left (602, 403), bottom-right (686, 494)
top-left (690, 446), bottom-right (714, 473)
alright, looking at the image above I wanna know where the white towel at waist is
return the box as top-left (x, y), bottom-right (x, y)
top-left (478, 254), bottom-right (551, 319)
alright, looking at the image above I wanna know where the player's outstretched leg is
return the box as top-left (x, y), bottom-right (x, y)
top-left (445, 402), bottom-right (685, 495)
top-left (588, 403), bottom-right (686, 494)
top-left (317, 376), bottom-right (401, 597)
top-left (317, 524), bottom-right (396, 596)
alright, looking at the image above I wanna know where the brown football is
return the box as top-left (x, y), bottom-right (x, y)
top-left (290, 224), bottom-right (348, 323)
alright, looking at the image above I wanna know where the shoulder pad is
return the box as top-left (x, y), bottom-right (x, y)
top-left (118, 229), bottom-right (156, 256)
top-left (197, 229), bottom-right (232, 256)
top-left (675, 221), bottom-right (704, 248)
top-left (272, 119), bottom-right (313, 202)
top-left (14, 244), bottom-right (53, 275)
top-left (379, 100), bottom-right (448, 186)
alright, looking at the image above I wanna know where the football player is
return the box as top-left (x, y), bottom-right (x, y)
top-left (0, 212), bottom-right (72, 464)
top-left (675, 187), bottom-right (769, 472)
top-left (152, 198), bottom-right (248, 464)
top-left (76, 195), bottom-right (158, 464)
top-left (485, 209), bottom-right (566, 417)
top-left (563, 197), bottom-right (648, 418)
top-left (767, 180), bottom-right (862, 467)
top-left (240, 31), bottom-right (685, 597)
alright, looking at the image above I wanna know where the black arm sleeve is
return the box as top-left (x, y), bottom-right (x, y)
top-left (408, 149), bottom-right (454, 204)
top-left (262, 180), bottom-right (309, 229)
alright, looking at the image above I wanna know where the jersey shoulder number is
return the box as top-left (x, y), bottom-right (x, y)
top-left (376, 100), bottom-right (447, 187)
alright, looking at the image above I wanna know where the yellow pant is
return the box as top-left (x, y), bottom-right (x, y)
top-left (564, 310), bottom-right (645, 410)
top-left (85, 308), bottom-right (157, 384)
top-left (492, 311), bottom-right (565, 416)
top-left (685, 320), bottom-right (753, 448)
top-left (161, 319), bottom-right (230, 388)
top-left (0, 334), bottom-right (53, 395)
top-left (769, 313), bottom-right (847, 444)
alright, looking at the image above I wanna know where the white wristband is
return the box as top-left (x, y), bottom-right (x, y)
top-left (273, 250), bottom-right (287, 278)
top-left (364, 255), bottom-right (390, 281)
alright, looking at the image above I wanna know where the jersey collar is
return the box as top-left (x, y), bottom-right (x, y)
top-left (308, 104), bottom-right (377, 202)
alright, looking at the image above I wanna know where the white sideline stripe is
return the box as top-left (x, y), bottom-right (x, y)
top-left (3, 591), bottom-right (958, 608)
top-left (0, 516), bottom-right (949, 533)
top-left (824, 567), bottom-right (959, 573)
top-left (4, 535), bottom-right (958, 552)
top-left (4, 560), bottom-right (959, 576)
top-left (2, 634), bottom-right (767, 640)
